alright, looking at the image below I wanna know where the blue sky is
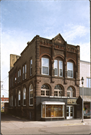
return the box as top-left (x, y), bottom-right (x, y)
top-left (1, 0), bottom-right (90, 97)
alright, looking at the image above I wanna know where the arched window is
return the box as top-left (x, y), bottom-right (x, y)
top-left (67, 62), bottom-right (74, 78)
top-left (23, 87), bottom-right (26, 106)
top-left (54, 84), bottom-right (64, 96)
top-left (67, 86), bottom-right (75, 97)
top-left (41, 84), bottom-right (50, 96)
top-left (29, 84), bottom-right (33, 106)
top-left (18, 91), bottom-right (21, 106)
top-left (41, 57), bottom-right (49, 75)
top-left (54, 59), bottom-right (63, 77)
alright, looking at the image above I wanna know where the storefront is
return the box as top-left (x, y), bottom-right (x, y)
top-left (77, 96), bottom-right (91, 119)
top-left (41, 101), bottom-right (65, 119)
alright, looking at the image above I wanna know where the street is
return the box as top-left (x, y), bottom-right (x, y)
top-left (1, 113), bottom-right (91, 135)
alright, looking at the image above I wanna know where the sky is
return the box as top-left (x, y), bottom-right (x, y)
top-left (0, 0), bottom-right (90, 97)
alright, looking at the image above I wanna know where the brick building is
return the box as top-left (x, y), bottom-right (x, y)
top-left (9, 33), bottom-right (80, 120)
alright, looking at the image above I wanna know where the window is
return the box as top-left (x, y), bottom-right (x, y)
top-left (30, 59), bottom-right (32, 76)
top-left (18, 91), bottom-right (21, 106)
top-left (67, 87), bottom-right (74, 97)
top-left (22, 64), bottom-right (27, 80)
top-left (67, 62), bottom-right (73, 78)
top-left (23, 88), bottom-right (26, 106)
top-left (41, 84), bottom-right (50, 96)
top-left (54, 60), bottom-right (63, 77)
top-left (18, 69), bottom-right (21, 82)
top-left (54, 85), bottom-right (64, 96)
top-left (29, 84), bottom-right (33, 106)
top-left (87, 78), bottom-right (91, 88)
top-left (41, 58), bottom-right (49, 75)
top-left (41, 104), bottom-right (65, 118)
top-left (54, 60), bottom-right (58, 76)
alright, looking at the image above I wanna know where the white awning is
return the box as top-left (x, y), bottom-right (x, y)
top-left (80, 96), bottom-right (91, 102)
top-left (41, 101), bottom-right (65, 105)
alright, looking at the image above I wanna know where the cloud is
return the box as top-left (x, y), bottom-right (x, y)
top-left (62, 24), bottom-right (89, 43)
top-left (1, 29), bottom-right (35, 96)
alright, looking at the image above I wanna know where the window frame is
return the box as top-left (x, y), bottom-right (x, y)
top-left (41, 57), bottom-right (49, 75)
top-left (30, 59), bottom-right (32, 76)
top-left (67, 62), bottom-right (74, 78)
top-left (67, 87), bottom-right (74, 97)
top-left (54, 59), bottom-right (63, 77)
top-left (23, 88), bottom-right (26, 106)
top-left (29, 84), bottom-right (33, 106)
top-left (22, 64), bottom-right (27, 80)
top-left (87, 78), bottom-right (91, 88)
top-left (18, 91), bottom-right (21, 106)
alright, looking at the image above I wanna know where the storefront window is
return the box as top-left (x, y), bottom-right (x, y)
top-left (42, 105), bottom-right (64, 118)
top-left (84, 103), bottom-right (91, 118)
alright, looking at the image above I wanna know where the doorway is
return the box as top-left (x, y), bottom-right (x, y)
top-left (66, 106), bottom-right (74, 119)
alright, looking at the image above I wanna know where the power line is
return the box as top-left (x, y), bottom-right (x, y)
top-left (2, 75), bottom-right (9, 81)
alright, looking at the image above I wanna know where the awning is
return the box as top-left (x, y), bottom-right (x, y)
top-left (80, 96), bottom-right (91, 102)
top-left (41, 101), bottom-right (65, 105)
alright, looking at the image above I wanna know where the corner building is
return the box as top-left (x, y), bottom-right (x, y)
top-left (9, 34), bottom-right (80, 121)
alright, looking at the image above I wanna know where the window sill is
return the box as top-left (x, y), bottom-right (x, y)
top-left (66, 77), bottom-right (75, 80)
top-left (40, 75), bottom-right (51, 78)
top-left (29, 105), bottom-right (33, 106)
top-left (53, 76), bottom-right (64, 79)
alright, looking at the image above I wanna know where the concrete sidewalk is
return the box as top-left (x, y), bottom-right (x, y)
top-left (1, 118), bottom-right (91, 134)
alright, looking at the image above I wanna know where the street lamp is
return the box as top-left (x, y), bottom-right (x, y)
top-left (81, 77), bottom-right (84, 123)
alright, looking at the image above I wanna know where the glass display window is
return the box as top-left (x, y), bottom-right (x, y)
top-left (41, 104), bottom-right (64, 118)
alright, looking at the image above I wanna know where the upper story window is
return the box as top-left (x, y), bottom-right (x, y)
top-left (22, 64), bottom-right (27, 80)
top-left (67, 86), bottom-right (75, 97)
top-left (29, 84), bottom-right (33, 106)
top-left (41, 58), bottom-right (49, 75)
top-left (87, 78), bottom-right (91, 88)
top-left (54, 60), bottom-right (63, 77)
top-left (30, 59), bottom-right (32, 76)
top-left (41, 84), bottom-right (50, 96)
top-left (23, 88), bottom-right (26, 106)
top-left (54, 84), bottom-right (64, 96)
top-left (18, 91), bottom-right (21, 106)
top-left (67, 62), bottom-right (73, 78)
top-left (18, 69), bottom-right (21, 83)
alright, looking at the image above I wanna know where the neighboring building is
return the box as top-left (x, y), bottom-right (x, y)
top-left (80, 60), bottom-right (91, 88)
top-left (78, 60), bottom-right (91, 118)
top-left (1, 95), bottom-right (9, 112)
top-left (9, 34), bottom-right (80, 120)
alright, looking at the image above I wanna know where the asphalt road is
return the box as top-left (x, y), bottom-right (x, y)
top-left (1, 113), bottom-right (91, 135)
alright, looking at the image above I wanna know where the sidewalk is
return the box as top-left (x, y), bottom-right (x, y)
top-left (1, 118), bottom-right (91, 134)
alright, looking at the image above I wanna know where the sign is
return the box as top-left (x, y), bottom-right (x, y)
top-left (67, 99), bottom-right (77, 104)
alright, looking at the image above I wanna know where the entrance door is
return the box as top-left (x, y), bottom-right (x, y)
top-left (66, 106), bottom-right (74, 119)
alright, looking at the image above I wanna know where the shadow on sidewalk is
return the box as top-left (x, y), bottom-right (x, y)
top-left (1, 112), bottom-right (28, 122)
